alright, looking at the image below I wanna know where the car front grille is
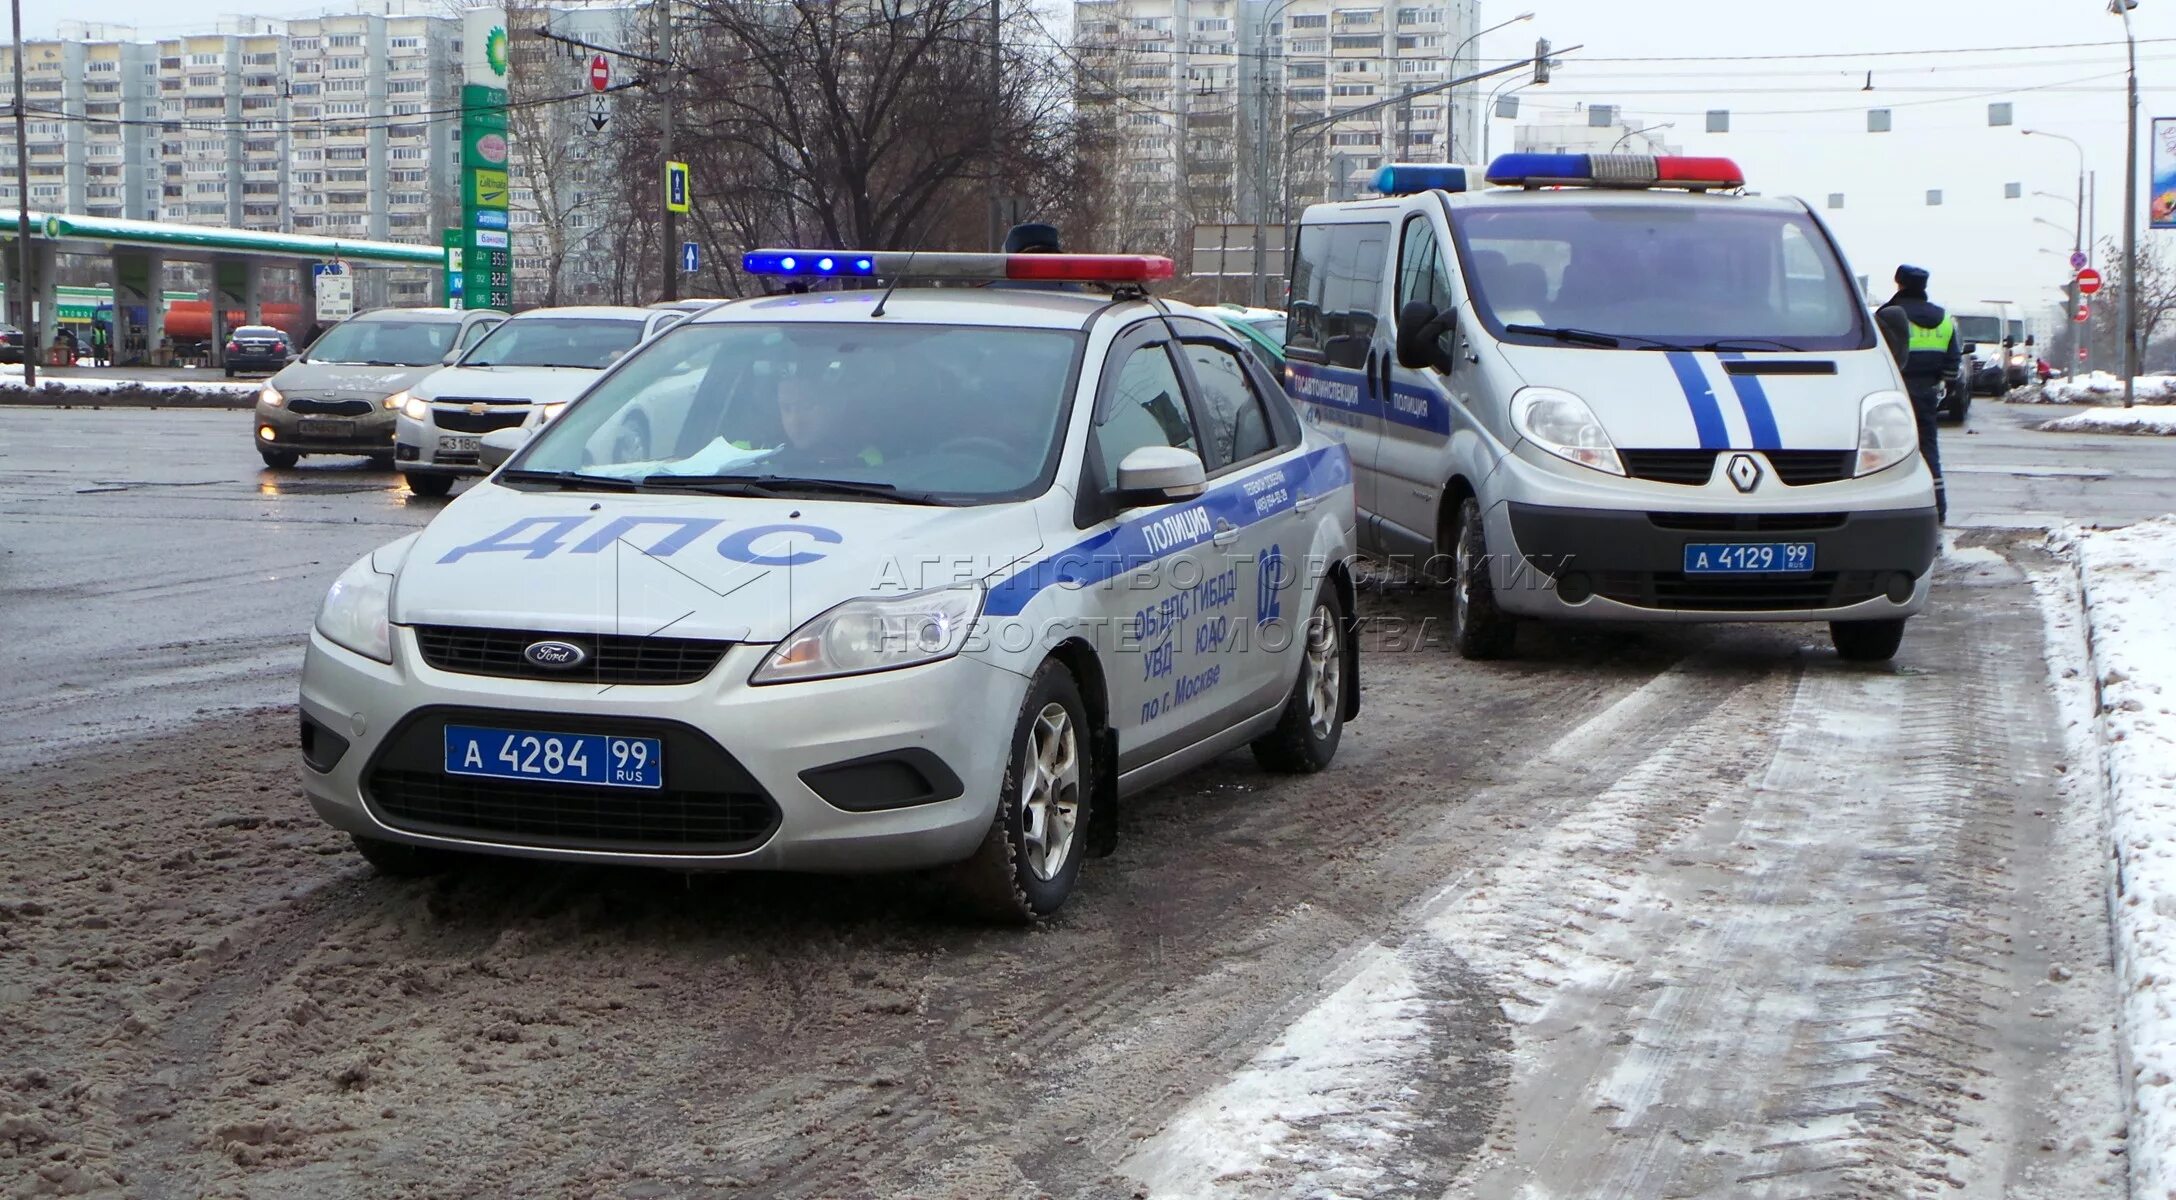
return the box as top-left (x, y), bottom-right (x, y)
top-left (1619, 450), bottom-right (1717, 485)
top-left (413, 625), bottom-right (733, 685)
top-left (363, 708), bottom-right (781, 854)
top-left (432, 408), bottom-right (531, 433)
top-left (290, 397), bottom-right (375, 416)
top-left (1590, 569), bottom-right (1885, 612)
top-left (1647, 512), bottom-right (1849, 532)
top-left (1618, 449), bottom-right (1858, 487)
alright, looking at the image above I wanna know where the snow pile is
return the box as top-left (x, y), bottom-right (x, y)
top-left (0, 367), bottom-right (258, 405)
top-left (2038, 407), bottom-right (2176, 437)
top-left (2071, 516), bottom-right (2176, 1200)
top-left (2014, 372), bottom-right (2176, 405)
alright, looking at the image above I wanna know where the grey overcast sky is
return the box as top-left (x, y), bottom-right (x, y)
top-left (21, 0), bottom-right (2170, 320)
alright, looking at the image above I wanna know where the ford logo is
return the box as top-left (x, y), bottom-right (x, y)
top-left (523, 640), bottom-right (588, 670)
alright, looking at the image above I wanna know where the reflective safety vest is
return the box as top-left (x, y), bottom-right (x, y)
top-left (1908, 314), bottom-right (1956, 353)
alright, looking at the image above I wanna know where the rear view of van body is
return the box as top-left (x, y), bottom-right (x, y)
top-left (1287, 156), bottom-right (1939, 662)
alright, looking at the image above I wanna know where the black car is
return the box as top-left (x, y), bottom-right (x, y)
top-left (224, 325), bottom-right (293, 376)
top-left (0, 324), bottom-right (24, 364)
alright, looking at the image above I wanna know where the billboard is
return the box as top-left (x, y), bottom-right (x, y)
top-left (461, 7), bottom-right (514, 310)
top-left (2155, 117), bottom-right (2176, 229)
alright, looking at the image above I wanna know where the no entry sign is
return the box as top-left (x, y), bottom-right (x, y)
top-left (2077, 267), bottom-right (2103, 296)
top-left (590, 54), bottom-right (610, 92)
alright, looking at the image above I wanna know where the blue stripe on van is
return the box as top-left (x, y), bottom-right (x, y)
top-left (1665, 350), bottom-right (1730, 450)
top-left (1715, 352), bottom-right (1783, 451)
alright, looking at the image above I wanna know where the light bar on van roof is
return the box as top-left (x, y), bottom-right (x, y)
top-left (741, 249), bottom-right (1176, 284)
top-left (1374, 163), bottom-right (1472, 197)
top-left (1484, 153), bottom-right (1746, 192)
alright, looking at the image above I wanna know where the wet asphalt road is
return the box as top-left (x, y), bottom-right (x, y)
top-left (0, 399), bottom-right (2167, 1198)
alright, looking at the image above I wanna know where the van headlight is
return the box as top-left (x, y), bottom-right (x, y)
top-left (751, 584), bottom-right (983, 685)
top-left (315, 554), bottom-right (394, 663)
top-left (1511, 388), bottom-right (1624, 476)
top-left (1856, 390), bottom-right (1918, 476)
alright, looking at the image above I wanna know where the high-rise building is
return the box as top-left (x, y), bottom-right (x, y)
top-left (1078, 0), bottom-right (1479, 252)
top-left (0, 27), bottom-right (159, 222)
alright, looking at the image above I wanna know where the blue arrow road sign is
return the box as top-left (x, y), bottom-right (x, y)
top-left (681, 241), bottom-right (700, 273)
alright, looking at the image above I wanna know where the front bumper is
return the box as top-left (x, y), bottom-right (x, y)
top-left (257, 404), bottom-right (396, 454)
top-left (1491, 501), bottom-right (1938, 622)
top-left (298, 628), bottom-right (1023, 872)
top-left (396, 407), bottom-right (532, 475)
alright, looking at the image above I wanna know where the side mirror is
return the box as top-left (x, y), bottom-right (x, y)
top-left (2026, 334), bottom-right (2036, 347)
top-left (1112, 445), bottom-right (1207, 507)
top-left (440, 349), bottom-right (462, 366)
top-left (1961, 342), bottom-right (1977, 355)
top-left (1395, 300), bottom-right (1453, 371)
top-left (478, 426), bottom-right (533, 471)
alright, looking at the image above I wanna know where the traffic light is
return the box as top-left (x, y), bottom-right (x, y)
top-left (1533, 38), bottom-right (1551, 85)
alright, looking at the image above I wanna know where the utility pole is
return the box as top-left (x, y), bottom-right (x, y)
top-left (10, 0), bottom-right (33, 386)
top-left (2116, 0), bottom-right (2140, 407)
top-left (657, 0), bottom-right (676, 302)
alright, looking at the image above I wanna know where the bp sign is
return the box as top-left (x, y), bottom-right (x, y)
top-left (459, 6), bottom-right (515, 310)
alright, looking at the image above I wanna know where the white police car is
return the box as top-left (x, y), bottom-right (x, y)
top-left (1289, 155), bottom-right (1939, 662)
top-left (300, 250), bottom-right (1360, 920)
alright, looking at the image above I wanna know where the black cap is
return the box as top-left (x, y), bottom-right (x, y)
top-left (1895, 264), bottom-right (1930, 288)
top-left (1003, 222), bottom-right (1062, 254)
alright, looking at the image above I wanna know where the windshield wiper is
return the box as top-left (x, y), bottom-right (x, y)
top-left (640, 474), bottom-right (942, 505)
top-left (1504, 323), bottom-right (1627, 348)
top-left (497, 468), bottom-right (642, 492)
top-left (1694, 338), bottom-right (1807, 352)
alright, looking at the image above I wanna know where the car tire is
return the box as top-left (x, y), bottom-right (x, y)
top-left (1830, 618), bottom-right (1907, 662)
top-left (404, 471), bottom-right (454, 498)
top-left (223, 366), bottom-right (233, 378)
top-left (1449, 496), bottom-right (1516, 660)
top-left (951, 661), bottom-right (1092, 924)
top-left (1251, 583), bottom-right (1346, 774)
top-left (258, 448), bottom-right (299, 469)
top-left (351, 834), bottom-right (460, 877)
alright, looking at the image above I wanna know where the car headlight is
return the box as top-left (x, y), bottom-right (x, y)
top-left (315, 553), bottom-right (394, 663)
top-left (400, 394), bottom-right (430, 421)
top-left (1511, 387), bottom-right (1624, 476)
top-left (384, 388), bottom-right (411, 412)
top-left (1856, 390), bottom-right (1918, 476)
top-left (258, 383), bottom-right (284, 408)
top-left (540, 401), bottom-right (568, 423)
top-left (751, 584), bottom-right (983, 685)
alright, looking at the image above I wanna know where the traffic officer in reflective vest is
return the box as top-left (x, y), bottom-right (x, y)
top-left (1875, 265), bottom-right (1961, 523)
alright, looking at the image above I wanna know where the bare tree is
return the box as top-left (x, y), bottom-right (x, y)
top-left (2086, 235), bottom-right (2176, 374)
top-left (504, 2), bottom-right (625, 306)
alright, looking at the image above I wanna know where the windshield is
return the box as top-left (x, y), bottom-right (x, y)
top-left (306, 319), bottom-right (458, 366)
top-left (1455, 203), bottom-right (1872, 351)
top-left (1955, 315), bottom-right (2024, 345)
top-left (461, 317), bottom-right (644, 369)
top-left (512, 321), bottom-right (1084, 503)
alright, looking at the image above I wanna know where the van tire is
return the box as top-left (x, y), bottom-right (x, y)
top-left (1831, 618), bottom-right (1907, 662)
top-left (1251, 585), bottom-right (1346, 774)
top-left (950, 662), bottom-right (1092, 924)
top-left (404, 471), bottom-right (454, 498)
top-left (1450, 497), bottom-right (1516, 659)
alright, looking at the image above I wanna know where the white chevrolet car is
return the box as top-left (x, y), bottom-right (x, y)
top-left (300, 251), bottom-right (1361, 921)
top-left (393, 306), bottom-right (686, 497)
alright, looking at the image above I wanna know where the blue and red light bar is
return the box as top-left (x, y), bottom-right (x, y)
top-left (1483, 153), bottom-right (1745, 192)
top-left (741, 249), bottom-right (1176, 284)
top-left (1374, 163), bottom-right (1473, 197)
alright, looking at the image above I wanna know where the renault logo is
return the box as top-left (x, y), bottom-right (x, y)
top-left (1726, 454), bottom-right (1763, 494)
top-left (523, 639), bottom-right (588, 670)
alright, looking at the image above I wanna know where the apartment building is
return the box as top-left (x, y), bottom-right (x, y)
top-left (1078, 0), bottom-right (1479, 250)
top-left (1512, 104), bottom-right (1682, 158)
top-left (505, 5), bottom-right (627, 307)
top-left (0, 27), bottom-right (159, 221)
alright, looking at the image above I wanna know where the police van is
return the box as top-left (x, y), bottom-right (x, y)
top-left (297, 250), bottom-right (1359, 921)
top-left (1287, 154), bottom-right (1939, 662)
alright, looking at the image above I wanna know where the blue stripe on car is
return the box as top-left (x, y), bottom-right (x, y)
top-left (984, 445), bottom-right (1351, 618)
top-left (1715, 352), bottom-right (1783, 451)
top-left (1284, 361), bottom-right (1450, 433)
top-left (1665, 350), bottom-right (1730, 450)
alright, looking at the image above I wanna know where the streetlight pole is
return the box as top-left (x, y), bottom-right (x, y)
top-left (1247, 0), bottom-right (1306, 307)
top-left (2114, 0), bottom-right (2140, 407)
top-left (2024, 130), bottom-right (2087, 381)
top-left (10, 0), bottom-right (32, 386)
top-left (656, 0), bottom-right (677, 303)
top-left (1437, 11), bottom-right (1530, 162)
top-left (1481, 75), bottom-right (1536, 163)
top-left (1609, 122), bottom-right (1672, 153)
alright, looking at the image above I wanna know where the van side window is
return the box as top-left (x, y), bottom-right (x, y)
top-left (1183, 341), bottom-right (1278, 472)
top-left (1395, 216), bottom-right (1457, 315)
top-left (1092, 342), bottom-right (1198, 489)
top-left (1288, 221), bottom-right (1390, 370)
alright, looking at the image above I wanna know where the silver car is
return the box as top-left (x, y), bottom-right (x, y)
top-left (253, 308), bottom-right (505, 469)
top-left (393, 306), bottom-right (685, 497)
top-left (299, 258), bottom-right (1359, 920)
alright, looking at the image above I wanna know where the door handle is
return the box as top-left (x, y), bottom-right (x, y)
top-left (1293, 491), bottom-right (1321, 514)
top-left (1212, 520), bottom-right (1241, 547)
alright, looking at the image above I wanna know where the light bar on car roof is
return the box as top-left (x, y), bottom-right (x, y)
top-left (1484, 153), bottom-right (1746, 192)
top-left (1374, 163), bottom-right (1473, 196)
top-left (740, 249), bottom-right (1176, 283)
